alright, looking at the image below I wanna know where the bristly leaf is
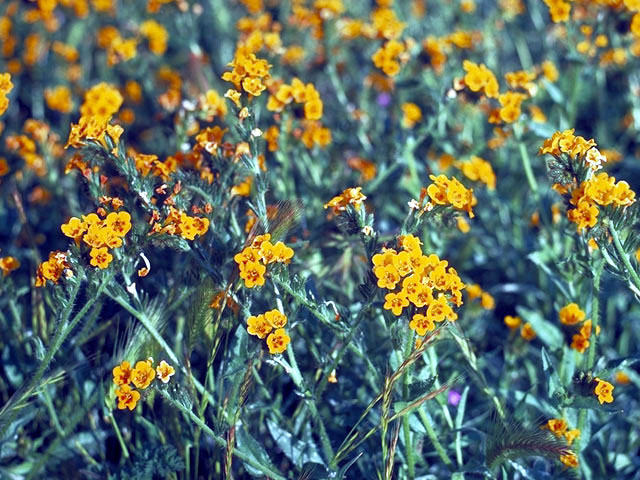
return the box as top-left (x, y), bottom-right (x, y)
top-left (184, 277), bottom-right (215, 357)
top-left (485, 413), bottom-right (571, 470)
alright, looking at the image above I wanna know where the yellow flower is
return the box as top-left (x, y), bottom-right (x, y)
top-left (140, 19), bottom-right (168, 55)
top-left (615, 371), bottom-right (630, 385)
top-left (594, 377), bottom-right (614, 404)
top-left (409, 313), bottom-right (435, 336)
top-left (90, 247), bottom-right (113, 269)
top-left (105, 211), bottom-right (132, 237)
top-left (112, 361), bottom-right (132, 386)
top-left (545, 418), bottom-right (567, 436)
top-left (426, 295), bottom-right (456, 322)
top-left (265, 309), bottom-right (288, 329)
top-left (559, 452), bottom-right (578, 468)
top-left (570, 333), bottom-right (589, 353)
top-left (564, 429), bottom-right (580, 446)
top-left (520, 322), bottom-right (536, 341)
top-left (239, 260), bottom-right (266, 288)
top-left (44, 85), bottom-right (73, 114)
top-left (0, 256), bottom-right (20, 276)
top-left (504, 315), bottom-right (521, 330)
top-left (156, 360), bottom-right (176, 383)
top-left (266, 328), bottom-right (290, 354)
top-left (558, 303), bottom-right (585, 326)
top-left (115, 384), bottom-right (140, 411)
top-left (131, 360), bottom-right (156, 390)
top-left (247, 314), bottom-right (272, 339)
top-left (384, 291), bottom-right (409, 316)
top-left (401, 102), bottom-right (422, 128)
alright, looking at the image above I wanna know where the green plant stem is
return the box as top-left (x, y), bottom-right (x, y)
top-left (286, 345), bottom-right (335, 463)
top-left (402, 330), bottom-right (415, 479)
top-left (577, 260), bottom-right (603, 452)
top-left (0, 271), bottom-right (112, 438)
top-left (518, 137), bottom-right (538, 196)
top-left (107, 410), bottom-right (130, 459)
top-left (609, 224), bottom-right (640, 294)
top-left (157, 388), bottom-right (286, 480)
top-left (417, 407), bottom-right (452, 467)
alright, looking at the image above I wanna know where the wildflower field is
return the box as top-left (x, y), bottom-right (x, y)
top-left (2, 0), bottom-right (640, 478)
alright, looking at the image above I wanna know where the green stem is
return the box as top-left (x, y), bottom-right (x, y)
top-left (157, 388), bottom-right (286, 480)
top-left (402, 330), bottom-right (415, 479)
top-left (107, 410), bottom-right (130, 459)
top-left (518, 138), bottom-right (538, 196)
top-left (577, 260), bottom-right (603, 452)
top-left (609, 224), bottom-right (640, 294)
top-left (417, 407), bottom-right (452, 466)
top-left (0, 271), bottom-right (111, 438)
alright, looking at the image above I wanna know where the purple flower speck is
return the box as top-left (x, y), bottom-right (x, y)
top-left (448, 390), bottom-right (461, 406)
top-left (377, 93), bottom-right (391, 107)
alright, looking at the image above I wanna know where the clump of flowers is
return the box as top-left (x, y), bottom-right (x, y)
top-left (466, 283), bottom-right (495, 310)
top-left (557, 303), bottom-right (599, 354)
top-left (324, 187), bottom-right (367, 215)
top-left (234, 233), bottom-right (294, 288)
top-left (61, 210), bottom-right (132, 269)
top-left (461, 60), bottom-right (499, 98)
top-left (543, 418), bottom-right (580, 446)
top-left (540, 130), bottom-right (636, 232)
top-left (372, 39), bottom-right (407, 76)
top-left (35, 251), bottom-right (72, 287)
top-left (113, 358), bottom-right (175, 410)
top-left (401, 102), bottom-right (422, 128)
top-left (221, 46), bottom-right (272, 98)
top-left (372, 234), bottom-right (465, 336)
top-left (424, 174), bottom-right (475, 218)
top-left (267, 77), bottom-right (323, 120)
top-left (246, 308), bottom-right (291, 354)
top-left (458, 156), bottom-right (496, 190)
top-left (503, 314), bottom-right (536, 341)
top-left (149, 207), bottom-right (210, 241)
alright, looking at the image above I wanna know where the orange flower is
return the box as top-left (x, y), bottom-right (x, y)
top-left (105, 211), bottom-right (132, 237)
top-left (116, 384), bottom-right (141, 410)
top-left (90, 247), bottom-right (113, 269)
top-left (131, 359), bottom-right (156, 390)
top-left (112, 361), bottom-right (132, 386)
top-left (247, 313), bottom-right (273, 338)
top-left (0, 256), bottom-right (20, 276)
top-left (520, 322), bottom-right (536, 341)
top-left (594, 377), bottom-right (614, 404)
top-left (266, 328), bottom-right (290, 354)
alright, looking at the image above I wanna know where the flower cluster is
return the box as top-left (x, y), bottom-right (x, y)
top-left (221, 46), bottom-right (272, 97)
top-left (324, 187), bottom-right (367, 215)
top-left (372, 39), bottom-right (407, 76)
top-left (113, 358), bottom-right (175, 411)
top-left (246, 309), bottom-right (291, 354)
top-left (0, 72), bottom-right (13, 116)
top-left (541, 130), bottom-right (636, 231)
top-left (59, 210), bottom-right (132, 271)
top-left (66, 83), bottom-right (124, 150)
top-left (542, 418), bottom-right (579, 467)
top-left (372, 234), bottom-right (465, 336)
top-left (35, 251), bottom-right (71, 287)
top-left (458, 156), bottom-right (496, 190)
top-left (567, 172), bottom-right (636, 232)
top-left (461, 60), bottom-right (499, 98)
top-left (424, 174), bottom-right (475, 218)
top-left (149, 207), bottom-right (210, 241)
top-left (234, 233), bottom-right (294, 288)
top-left (558, 303), bottom-right (599, 354)
top-left (544, 418), bottom-right (580, 446)
top-left (267, 77), bottom-right (323, 120)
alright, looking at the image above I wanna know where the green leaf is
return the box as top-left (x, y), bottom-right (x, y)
top-left (517, 307), bottom-right (564, 350)
top-left (236, 425), bottom-right (280, 478)
top-left (541, 347), bottom-right (564, 399)
top-left (266, 418), bottom-right (325, 467)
